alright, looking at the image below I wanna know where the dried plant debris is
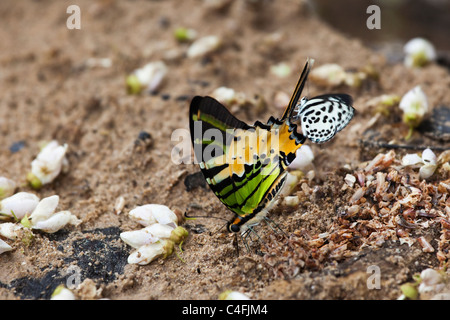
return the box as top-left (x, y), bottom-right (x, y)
top-left (262, 149), bottom-right (450, 278)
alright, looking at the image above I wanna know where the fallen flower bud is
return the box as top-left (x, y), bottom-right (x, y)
top-left (288, 145), bottom-right (314, 171)
top-left (404, 38), bottom-right (436, 68)
top-left (418, 268), bottom-right (445, 294)
top-left (310, 63), bottom-right (366, 88)
top-left (218, 290), bottom-right (251, 300)
top-left (399, 86), bottom-right (428, 139)
top-left (28, 195), bottom-right (80, 233)
top-left (126, 61), bottom-right (168, 94)
top-left (31, 211), bottom-right (80, 233)
top-left (121, 223), bottom-right (188, 265)
top-left (187, 35), bottom-right (221, 58)
top-left (51, 285), bottom-right (76, 300)
top-left (127, 239), bottom-right (174, 265)
top-left (128, 204), bottom-right (179, 227)
top-left (270, 62), bottom-right (291, 78)
top-left (27, 140), bottom-right (68, 189)
top-left (280, 172), bottom-right (299, 196)
top-left (28, 195), bottom-right (59, 224)
top-left (402, 148), bottom-right (437, 179)
top-left (174, 27), bottom-right (197, 42)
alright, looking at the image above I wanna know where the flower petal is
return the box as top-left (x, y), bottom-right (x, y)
top-left (0, 238), bottom-right (13, 254)
top-left (31, 141), bottom-right (68, 185)
top-left (127, 240), bottom-right (173, 265)
top-left (419, 164), bottom-right (437, 179)
top-left (0, 192), bottom-right (40, 219)
top-left (401, 153), bottom-right (423, 166)
top-left (0, 222), bottom-right (23, 240)
top-left (421, 148), bottom-right (436, 165)
top-left (289, 145), bottom-right (314, 170)
top-left (29, 195), bottom-right (59, 224)
top-left (32, 210), bottom-right (80, 233)
top-left (120, 229), bottom-right (159, 249)
top-left (128, 204), bottom-right (177, 227)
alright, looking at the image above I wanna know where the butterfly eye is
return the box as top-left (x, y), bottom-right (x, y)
top-left (229, 224), bottom-right (240, 233)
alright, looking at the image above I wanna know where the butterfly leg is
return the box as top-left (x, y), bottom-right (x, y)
top-left (233, 232), bottom-right (240, 257)
top-left (263, 217), bottom-right (288, 237)
top-left (241, 226), bottom-right (268, 255)
top-left (240, 228), bottom-right (253, 253)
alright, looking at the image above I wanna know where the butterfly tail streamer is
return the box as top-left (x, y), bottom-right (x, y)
top-left (281, 58), bottom-right (314, 122)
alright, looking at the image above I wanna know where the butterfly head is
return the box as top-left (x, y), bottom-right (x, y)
top-left (227, 221), bottom-right (241, 233)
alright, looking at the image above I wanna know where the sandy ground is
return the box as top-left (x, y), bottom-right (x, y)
top-left (0, 0), bottom-right (449, 300)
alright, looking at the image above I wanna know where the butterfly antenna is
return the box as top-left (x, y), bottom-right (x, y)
top-left (211, 222), bottom-right (228, 236)
top-left (281, 58), bottom-right (314, 121)
top-left (184, 211), bottom-right (229, 222)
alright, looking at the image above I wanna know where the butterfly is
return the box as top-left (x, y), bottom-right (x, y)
top-left (189, 58), bottom-right (354, 237)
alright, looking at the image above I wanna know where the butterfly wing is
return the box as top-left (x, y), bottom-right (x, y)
top-left (189, 58), bottom-right (311, 231)
top-left (295, 94), bottom-right (354, 143)
top-left (189, 97), bottom-right (300, 218)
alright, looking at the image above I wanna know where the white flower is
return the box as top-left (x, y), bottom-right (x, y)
top-left (310, 63), bottom-right (347, 86)
top-left (187, 35), bottom-right (221, 58)
top-left (211, 87), bottom-right (238, 105)
top-left (270, 62), bottom-right (292, 78)
top-left (28, 195), bottom-right (80, 233)
top-left (123, 204), bottom-right (188, 265)
top-left (418, 268), bottom-right (445, 294)
top-left (28, 141), bottom-right (68, 188)
top-left (421, 148), bottom-right (437, 164)
top-left (402, 148), bottom-right (437, 179)
top-left (121, 224), bottom-right (187, 249)
top-left (120, 228), bottom-right (159, 249)
top-left (219, 290), bottom-right (251, 300)
top-left (401, 153), bottom-right (423, 166)
top-left (51, 285), bottom-right (76, 300)
top-left (120, 223), bottom-right (175, 249)
top-left (127, 239), bottom-right (174, 265)
top-left (283, 195), bottom-right (299, 207)
top-left (121, 223), bottom-right (188, 265)
top-left (399, 86), bottom-right (428, 129)
top-left (174, 27), bottom-right (197, 42)
top-left (288, 145), bottom-right (314, 171)
top-left (0, 192), bottom-right (40, 220)
top-left (128, 204), bottom-right (178, 227)
top-left (29, 195), bottom-right (60, 224)
top-left (32, 211), bottom-right (80, 233)
top-left (310, 62), bottom-right (366, 87)
top-left (404, 38), bottom-right (436, 67)
top-left (0, 177), bottom-right (16, 200)
top-left (280, 172), bottom-right (298, 196)
top-left (419, 149), bottom-right (437, 179)
top-left (134, 61), bottom-right (167, 93)
top-left (0, 238), bottom-right (13, 255)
